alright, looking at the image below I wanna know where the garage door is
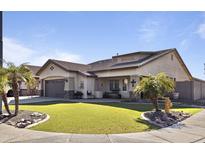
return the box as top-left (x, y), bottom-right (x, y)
top-left (45, 79), bottom-right (65, 97)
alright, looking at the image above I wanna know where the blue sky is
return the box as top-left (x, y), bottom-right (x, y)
top-left (3, 11), bottom-right (205, 79)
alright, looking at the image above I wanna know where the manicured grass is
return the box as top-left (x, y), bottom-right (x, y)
top-left (9, 102), bottom-right (203, 134)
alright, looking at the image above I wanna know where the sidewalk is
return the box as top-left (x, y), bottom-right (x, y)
top-left (1, 110), bottom-right (205, 143)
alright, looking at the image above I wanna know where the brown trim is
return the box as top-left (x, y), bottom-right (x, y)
top-left (50, 60), bottom-right (77, 73)
top-left (91, 49), bottom-right (193, 81)
top-left (36, 59), bottom-right (96, 77)
top-left (173, 49), bottom-right (193, 80)
top-left (89, 66), bottom-right (138, 73)
top-left (36, 59), bottom-right (77, 76)
top-left (37, 49), bottom-right (193, 81)
top-left (112, 48), bottom-right (174, 58)
top-left (36, 59), bottom-right (50, 75)
top-left (193, 77), bottom-right (205, 83)
top-left (112, 51), bottom-right (153, 58)
top-left (137, 50), bottom-right (171, 68)
top-left (138, 49), bottom-right (192, 80)
top-left (90, 50), bottom-right (171, 72)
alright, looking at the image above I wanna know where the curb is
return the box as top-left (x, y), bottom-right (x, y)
top-left (141, 112), bottom-right (192, 129)
top-left (141, 113), bottom-right (163, 128)
top-left (25, 114), bottom-right (50, 129)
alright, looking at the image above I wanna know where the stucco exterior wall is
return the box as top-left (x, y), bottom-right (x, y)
top-left (94, 52), bottom-right (190, 82)
top-left (76, 75), bottom-right (87, 98)
top-left (39, 63), bottom-right (69, 80)
top-left (37, 52), bottom-right (192, 99)
top-left (94, 69), bottom-right (137, 78)
top-left (94, 76), bottom-right (138, 98)
top-left (86, 77), bottom-right (95, 93)
top-left (136, 52), bottom-right (190, 81)
top-left (38, 62), bottom-right (95, 98)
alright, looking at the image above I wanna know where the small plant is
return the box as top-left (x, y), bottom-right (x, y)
top-left (164, 97), bottom-right (172, 113)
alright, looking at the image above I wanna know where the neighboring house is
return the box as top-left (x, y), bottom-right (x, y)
top-left (18, 65), bottom-right (41, 96)
top-left (36, 48), bottom-right (205, 101)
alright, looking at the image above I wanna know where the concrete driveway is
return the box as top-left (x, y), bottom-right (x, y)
top-left (7, 96), bottom-right (62, 104)
top-left (1, 110), bottom-right (205, 143)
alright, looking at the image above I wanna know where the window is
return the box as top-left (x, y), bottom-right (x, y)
top-left (122, 79), bottom-right (128, 91)
top-left (110, 80), bottom-right (119, 91)
top-left (80, 81), bottom-right (84, 89)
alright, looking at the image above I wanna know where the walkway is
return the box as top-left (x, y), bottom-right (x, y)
top-left (1, 110), bottom-right (205, 143)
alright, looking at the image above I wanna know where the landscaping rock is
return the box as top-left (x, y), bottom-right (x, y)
top-left (0, 110), bottom-right (47, 129)
top-left (16, 122), bottom-right (26, 128)
top-left (31, 112), bottom-right (43, 117)
top-left (143, 110), bottom-right (191, 128)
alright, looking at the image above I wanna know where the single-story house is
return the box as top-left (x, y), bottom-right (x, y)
top-left (35, 48), bottom-right (205, 101)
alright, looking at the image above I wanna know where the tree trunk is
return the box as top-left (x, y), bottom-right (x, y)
top-left (151, 98), bottom-right (160, 112)
top-left (12, 79), bottom-right (19, 116)
top-left (1, 92), bottom-right (11, 115)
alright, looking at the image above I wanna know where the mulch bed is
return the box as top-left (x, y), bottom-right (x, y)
top-left (0, 110), bottom-right (47, 128)
top-left (143, 111), bottom-right (191, 128)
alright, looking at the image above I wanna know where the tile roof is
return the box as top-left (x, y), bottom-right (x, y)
top-left (88, 49), bottom-right (174, 72)
top-left (24, 65), bottom-right (41, 76)
top-left (36, 48), bottom-right (192, 80)
top-left (51, 59), bottom-right (90, 72)
top-left (37, 59), bottom-right (95, 77)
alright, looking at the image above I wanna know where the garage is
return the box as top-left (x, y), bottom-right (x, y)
top-left (45, 79), bottom-right (65, 97)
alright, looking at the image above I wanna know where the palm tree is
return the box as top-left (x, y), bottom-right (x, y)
top-left (0, 67), bottom-right (11, 115)
top-left (6, 63), bottom-right (35, 115)
top-left (134, 72), bottom-right (175, 111)
top-left (26, 76), bottom-right (37, 96)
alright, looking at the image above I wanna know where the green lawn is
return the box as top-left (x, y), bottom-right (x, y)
top-left (9, 102), bottom-right (203, 134)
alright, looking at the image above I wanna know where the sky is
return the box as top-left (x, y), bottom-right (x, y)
top-left (3, 11), bottom-right (205, 79)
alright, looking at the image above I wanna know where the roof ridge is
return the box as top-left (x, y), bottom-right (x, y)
top-left (24, 64), bottom-right (41, 67)
top-left (112, 48), bottom-right (175, 58)
top-left (88, 58), bottom-right (112, 65)
top-left (50, 59), bottom-right (88, 66)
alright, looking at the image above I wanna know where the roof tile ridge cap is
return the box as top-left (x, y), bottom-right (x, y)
top-left (51, 59), bottom-right (88, 66)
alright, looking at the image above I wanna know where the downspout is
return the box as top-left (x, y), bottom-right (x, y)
top-left (0, 11), bottom-right (3, 114)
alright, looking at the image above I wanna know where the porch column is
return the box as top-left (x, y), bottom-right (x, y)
top-left (0, 11), bottom-right (3, 114)
top-left (41, 79), bottom-right (45, 96)
top-left (64, 77), bottom-right (70, 98)
top-left (129, 75), bottom-right (140, 99)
